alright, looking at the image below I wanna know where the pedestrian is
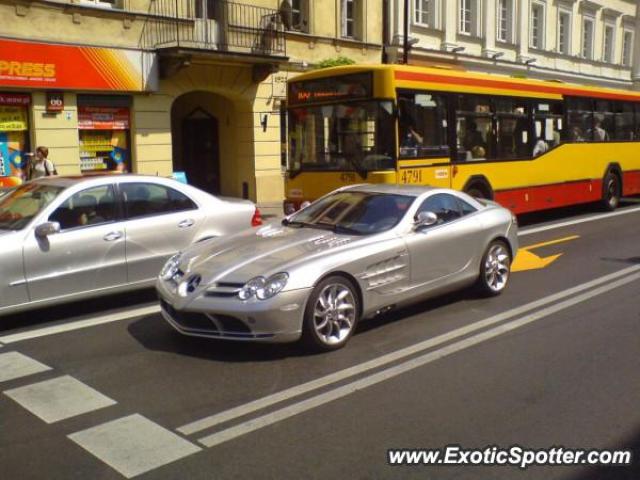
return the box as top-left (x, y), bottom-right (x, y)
top-left (27, 146), bottom-right (57, 180)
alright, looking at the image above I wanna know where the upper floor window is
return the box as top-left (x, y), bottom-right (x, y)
top-left (582, 16), bottom-right (594, 59)
top-left (603, 23), bottom-right (615, 63)
top-left (80, 0), bottom-right (121, 7)
top-left (623, 30), bottom-right (634, 67)
top-left (557, 10), bottom-right (571, 55)
top-left (341, 0), bottom-right (361, 39)
top-left (282, 0), bottom-right (310, 32)
top-left (414, 0), bottom-right (433, 28)
top-left (496, 0), bottom-right (513, 43)
top-left (530, 2), bottom-right (545, 49)
top-left (459, 0), bottom-right (480, 36)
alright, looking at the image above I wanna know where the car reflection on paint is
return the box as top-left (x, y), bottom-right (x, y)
top-left (157, 184), bottom-right (519, 351)
top-left (0, 175), bottom-right (261, 316)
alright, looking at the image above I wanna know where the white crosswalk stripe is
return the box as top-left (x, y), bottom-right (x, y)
top-left (0, 351), bottom-right (51, 383)
top-left (4, 375), bottom-right (116, 424)
top-left (69, 414), bottom-right (201, 478)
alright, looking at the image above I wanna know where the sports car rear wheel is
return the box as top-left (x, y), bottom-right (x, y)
top-left (477, 240), bottom-right (511, 296)
top-left (302, 276), bottom-right (360, 351)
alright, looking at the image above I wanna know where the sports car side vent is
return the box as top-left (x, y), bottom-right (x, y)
top-left (205, 282), bottom-right (245, 297)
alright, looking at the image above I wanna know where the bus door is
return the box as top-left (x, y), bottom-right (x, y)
top-left (397, 90), bottom-right (451, 188)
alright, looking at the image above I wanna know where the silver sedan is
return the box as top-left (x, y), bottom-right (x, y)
top-left (0, 175), bottom-right (260, 316)
top-left (157, 184), bottom-right (518, 351)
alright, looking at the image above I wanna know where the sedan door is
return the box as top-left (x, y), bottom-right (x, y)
top-left (23, 184), bottom-right (127, 301)
top-left (404, 193), bottom-right (484, 289)
top-left (121, 182), bottom-right (205, 283)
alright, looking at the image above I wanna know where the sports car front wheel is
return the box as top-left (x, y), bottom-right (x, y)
top-left (476, 240), bottom-right (512, 296)
top-left (302, 276), bottom-right (360, 352)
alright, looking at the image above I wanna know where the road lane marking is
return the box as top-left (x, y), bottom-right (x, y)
top-left (69, 414), bottom-right (201, 479)
top-left (4, 375), bottom-right (116, 424)
top-left (177, 263), bottom-right (640, 436)
top-left (0, 352), bottom-right (51, 383)
top-left (197, 269), bottom-right (640, 448)
top-left (519, 205), bottom-right (640, 236)
top-left (0, 305), bottom-right (159, 344)
top-left (512, 235), bottom-right (580, 272)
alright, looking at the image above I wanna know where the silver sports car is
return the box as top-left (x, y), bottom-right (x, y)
top-left (157, 184), bottom-right (518, 351)
top-left (0, 175), bottom-right (260, 316)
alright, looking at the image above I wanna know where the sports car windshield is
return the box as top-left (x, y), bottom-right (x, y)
top-left (286, 191), bottom-right (414, 235)
top-left (0, 183), bottom-right (64, 230)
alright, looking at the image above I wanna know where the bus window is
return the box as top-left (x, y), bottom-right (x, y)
top-left (397, 91), bottom-right (449, 158)
top-left (614, 102), bottom-right (634, 141)
top-left (495, 99), bottom-right (530, 159)
top-left (567, 98), bottom-right (592, 142)
top-left (532, 100), bottom-right (563, 156)
top-left (455, 95), bottom-right (492, 161)
top-left (593, 100), bottom-right (613, 142)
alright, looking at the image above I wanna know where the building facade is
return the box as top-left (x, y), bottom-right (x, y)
top-left (0, 0), bottom-right (383, 212)
top-left (386, 0), bottom-right (640, 89)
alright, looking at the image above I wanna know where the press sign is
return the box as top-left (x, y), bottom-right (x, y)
top-left (46, 92), bottom-right (64, 112)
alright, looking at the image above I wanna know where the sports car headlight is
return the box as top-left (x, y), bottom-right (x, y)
top-left (238, 273), bottom-right (288, 301)
top-left (160, 253), bottom-right (182, 281)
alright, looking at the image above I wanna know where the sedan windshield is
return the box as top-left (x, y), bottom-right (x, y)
top-left (286, 191), bottom-right (414, 235)
top-left (0, 183), bottom-right (64, 230)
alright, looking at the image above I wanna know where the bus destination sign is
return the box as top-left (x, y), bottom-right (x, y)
top-left (288, 72), bottom-right (372, 105)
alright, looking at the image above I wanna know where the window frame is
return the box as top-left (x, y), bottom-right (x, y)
top-left (557, 9), bottom-right (571, 55)
top-left (341, 0), bottom-right (360, 39)
top-left (289, 0), bottom-right (310, 33)
top-left (530, 1), bottom-right (546, 50)
top-left (581, 15), bottom-right (595, 60)
top-left (496, 0), bottom-right (513, 43)
top-left (397, 89), bottom-right (450, 159)
top-left (459, 0), bottom-right (480, 36)
top-left (414, 0), bottom-right (433, 28)
top-left (622, 30), bottom-right (633, 67)
top-left (602, 22), bottom-right (615, 63)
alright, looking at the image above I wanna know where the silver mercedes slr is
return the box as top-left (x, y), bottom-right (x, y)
top-left (158, 184), bottom-right (518, 351)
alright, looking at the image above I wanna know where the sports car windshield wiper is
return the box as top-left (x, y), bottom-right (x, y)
top-left (282, 218), bottom-right (328, 229)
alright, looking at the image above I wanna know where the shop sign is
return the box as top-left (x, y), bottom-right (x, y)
top-left (0, 38), bottom-right (158, 92)
top-left (0, 93), bottom-right (30, 106)
top-left (0, 106), bottom-right (28, 131)
top-left (78, 106), bottom-right (130, 130)
top-left (46, 91), bottom-right (64, 112)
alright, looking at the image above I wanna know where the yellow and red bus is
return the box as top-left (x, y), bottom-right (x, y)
top-left (284, 64), bottom-right (640, 214)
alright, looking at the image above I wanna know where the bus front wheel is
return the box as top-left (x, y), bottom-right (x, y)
top-left (601, 172), bottom-right (621, 211)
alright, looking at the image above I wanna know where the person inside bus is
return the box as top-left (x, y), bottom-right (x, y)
top-left (463, 120), bottom-right (486, 159)
top-left (570, 126), bottom-right (585, 142)
top-left (532, 137), bottom-right (549, 157)
top-left (400, 125), bottom-right (423, 156)
top-left (592, 119), bottom-right (609, 142)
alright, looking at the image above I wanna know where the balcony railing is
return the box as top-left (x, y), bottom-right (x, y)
top-left (141, 0), bottom-right (286, 57)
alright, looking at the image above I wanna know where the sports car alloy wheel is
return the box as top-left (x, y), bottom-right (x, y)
top-left (303, 276), bottom-right (359, 351)
top-left (478, 241), bottom-right (511, 296)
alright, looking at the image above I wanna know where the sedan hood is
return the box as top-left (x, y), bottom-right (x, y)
top-left (181, 223), bottom-right (358, 283)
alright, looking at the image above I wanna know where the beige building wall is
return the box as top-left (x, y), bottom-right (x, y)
top-left (388, 0), bottom-right (638, 89)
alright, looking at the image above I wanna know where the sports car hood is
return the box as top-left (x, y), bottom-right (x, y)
top-left (180, 223), bottom-right (359, 283)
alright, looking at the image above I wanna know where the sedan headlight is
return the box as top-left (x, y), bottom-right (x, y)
top-left (238, 273), bottom-right (288, 301)
top-left (160, 253), bottom-right (182, 281)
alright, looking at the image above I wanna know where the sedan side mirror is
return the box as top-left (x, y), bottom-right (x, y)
top-left (35, 221), bottom-right (61, 238)
top-left (414, 211), bottom-right (438, 230)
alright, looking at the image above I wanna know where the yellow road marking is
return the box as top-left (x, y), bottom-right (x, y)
top-left (512, 235), bottom-right (580, 272)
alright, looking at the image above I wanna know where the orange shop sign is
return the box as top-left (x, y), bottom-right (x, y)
top-left (0, 38), bottom-right (157, 92)
top-left (78, 107), bottom-right (130, 130)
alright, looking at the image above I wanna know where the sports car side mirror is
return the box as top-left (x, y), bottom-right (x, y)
top-left (35, 221), bottom-right (61, 238)
top-left (414, 211), bottom-right (438, 230)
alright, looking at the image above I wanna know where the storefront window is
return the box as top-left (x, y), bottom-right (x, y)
top-left (0, 93), bottom-right (31, 180)
top-left (77, 95), bottom-right (131, 173)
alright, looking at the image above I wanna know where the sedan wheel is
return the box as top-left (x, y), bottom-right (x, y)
top-left (477, 241), bottom-right (511, 296)
top-left (302, 276), bottom-right (359, 351)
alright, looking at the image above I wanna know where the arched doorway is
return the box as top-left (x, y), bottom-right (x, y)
top-left (171, 92), bottom-right (224, 195)
top-left (182, 107), bottom-right (219, 193)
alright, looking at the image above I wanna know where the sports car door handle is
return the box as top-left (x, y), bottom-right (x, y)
top-left (178, 219), bottom-right (195, 228)
top-left (103, 231), bottom-right (123, 241)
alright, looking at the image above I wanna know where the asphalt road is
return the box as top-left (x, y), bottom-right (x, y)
top-left (1, 200), bottom-right (640, 480)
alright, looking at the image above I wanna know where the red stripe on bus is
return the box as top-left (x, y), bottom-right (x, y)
top-left (495, 180), bottom-right (603, 214)
top-left (623, 171), bottom-right (640, 196)
top-left (395, 71), bottom-right (640, 103)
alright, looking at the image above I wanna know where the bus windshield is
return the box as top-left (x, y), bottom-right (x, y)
top-left (288, 100), bottom-right (395, 174)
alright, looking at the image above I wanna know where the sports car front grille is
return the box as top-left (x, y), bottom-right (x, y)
top-left (160, 300), bottom-right (252, 336)
top-left (204, 282), bottom-right (244, 298)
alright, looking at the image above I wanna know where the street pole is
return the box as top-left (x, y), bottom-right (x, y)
top-left (403, 0), bottom-right (409, 64)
